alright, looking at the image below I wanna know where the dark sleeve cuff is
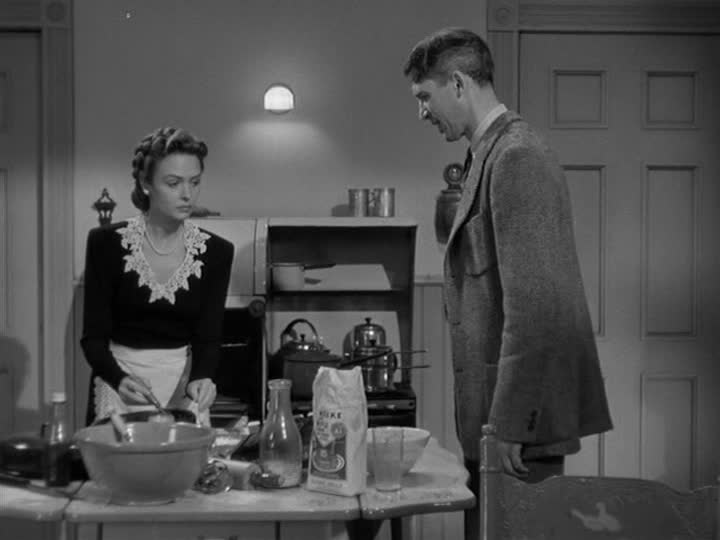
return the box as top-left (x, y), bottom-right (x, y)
top-left (189, 342), bottom-right (220, 381)
top-left (80, 337), bottom-right (127, 390)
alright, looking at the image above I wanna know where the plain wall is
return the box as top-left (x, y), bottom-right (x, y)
top-left (73, 0), bottom-right (487, 279)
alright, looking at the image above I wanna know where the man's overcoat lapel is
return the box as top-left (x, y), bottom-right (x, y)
top-left (444, 112), bottom-right (521, 254)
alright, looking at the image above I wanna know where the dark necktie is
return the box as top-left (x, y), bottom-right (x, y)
top-left (462, 147), bottom-right (473, 181)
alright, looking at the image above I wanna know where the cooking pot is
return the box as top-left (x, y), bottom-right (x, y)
top-left (283, 341), bottom-right (343, 400)
top-left (354, 345), bottom-right (396, 392)
top-left (275, 318), bottom-right (343, 400)
top-left (0, 432), bottom-right (47, 479)
top-left (0, 430), bottom-right (87, 482)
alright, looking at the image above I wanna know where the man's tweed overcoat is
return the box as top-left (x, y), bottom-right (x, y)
top-left (443, 111), bottom-right (613, 461)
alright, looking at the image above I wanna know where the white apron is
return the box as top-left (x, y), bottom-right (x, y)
top-left (93, 342), bottom-right (210, 425)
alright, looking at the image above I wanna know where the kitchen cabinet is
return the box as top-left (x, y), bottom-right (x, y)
top-left (265, 217), bottom-right (418, 386)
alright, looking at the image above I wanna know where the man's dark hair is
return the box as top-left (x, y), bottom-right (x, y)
top-left (403, 27), bottom-right (494, 86)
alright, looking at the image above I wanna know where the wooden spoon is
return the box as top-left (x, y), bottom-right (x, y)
top-left (124, 366), bottom-right (175, 423)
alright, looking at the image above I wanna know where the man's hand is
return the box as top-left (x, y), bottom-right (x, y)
top-left (497, 439), bottom-right (529, 478)
top-left (185, 378), bottom-right (217, 411)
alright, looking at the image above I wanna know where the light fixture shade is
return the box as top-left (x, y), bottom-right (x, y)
top-left (264, 84), bottom-right (294, 113)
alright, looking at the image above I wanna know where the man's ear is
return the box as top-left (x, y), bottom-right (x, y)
top-left (451, 71), bottom-right (465, 97)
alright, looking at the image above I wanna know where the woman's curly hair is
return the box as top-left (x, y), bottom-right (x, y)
top-left (130, 127), bottom-right (208, 212)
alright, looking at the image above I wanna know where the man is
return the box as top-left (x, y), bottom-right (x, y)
top-left (403, 27), bottom-right (613, 538)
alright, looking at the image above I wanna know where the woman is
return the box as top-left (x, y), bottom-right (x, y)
top-left (81, 126), bottom-right (234, 425)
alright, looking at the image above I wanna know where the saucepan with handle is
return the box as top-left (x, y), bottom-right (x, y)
top-left (270, 262), bottom-right (335, 291)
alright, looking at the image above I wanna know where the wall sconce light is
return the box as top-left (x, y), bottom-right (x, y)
top-left (264, 84), bottom-right (294, 113)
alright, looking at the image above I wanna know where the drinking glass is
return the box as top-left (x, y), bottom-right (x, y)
top-left (369, 427), bottom-right (404, 492)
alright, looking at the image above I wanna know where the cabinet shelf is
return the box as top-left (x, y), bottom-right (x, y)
top-left (271, 263), bottom-right (408, 293)
top-left (266, 220), bottom-right (417, 385)
top-left (271, 288), bottom-right (409, 295)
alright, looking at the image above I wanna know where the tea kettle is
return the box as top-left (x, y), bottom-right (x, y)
top-left (271, 319), bottom-right (343, 399)
top-left (270, 318), bottom-right (318, 379)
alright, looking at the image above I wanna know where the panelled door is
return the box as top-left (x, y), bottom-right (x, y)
top-left (0, 32), bottom-right (42, 435)
top-left (519, 33), bottom-right (720, 489)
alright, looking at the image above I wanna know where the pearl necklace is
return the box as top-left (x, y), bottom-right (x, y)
top-left (144, 223), bottom-right (185, 256)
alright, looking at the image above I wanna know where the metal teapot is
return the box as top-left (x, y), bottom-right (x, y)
top-left (352, 317), bottom-right (387, 349)
top-left (273, 319), bottom-right (342, 400)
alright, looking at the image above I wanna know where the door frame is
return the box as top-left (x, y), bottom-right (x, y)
top-left (487, 0), bottom-right (720, 109)
top-left (0, 0), bottom-right (74, 401)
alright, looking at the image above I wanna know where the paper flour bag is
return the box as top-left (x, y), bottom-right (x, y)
top-left (306, 366), bottom-right (367, 496)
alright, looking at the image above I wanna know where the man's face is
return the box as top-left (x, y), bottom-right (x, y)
top-left (411, 76), bottom-right (464, 142)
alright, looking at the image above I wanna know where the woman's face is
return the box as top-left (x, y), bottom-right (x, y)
top-left (143, 153), bottom-right (202, 222)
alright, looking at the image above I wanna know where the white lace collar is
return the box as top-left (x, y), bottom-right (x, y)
top-left (117, 216), bottom-right (210, 304)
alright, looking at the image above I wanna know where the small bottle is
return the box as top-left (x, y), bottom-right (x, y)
top-left (43, 391), bottom-right (71, 487)
top-left (257, 379), bottom-right (302, 488)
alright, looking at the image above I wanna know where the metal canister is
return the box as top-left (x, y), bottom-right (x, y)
top-left (348, 188), bottom-right (369, 216)
top-left (368, 187), bottom-right (395, 217)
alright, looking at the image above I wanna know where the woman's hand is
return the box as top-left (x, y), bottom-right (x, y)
top-left (118, 375), bottom-right (153, 405)
top-left (185, 378), bottom-right (217, 411)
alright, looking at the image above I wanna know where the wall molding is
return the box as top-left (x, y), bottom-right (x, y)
top-left (487, 0), bottom-right (720, 109)
top-left (488, 0), bottom-right (720, 32)
top-left (0, 0), bottom-right (74, 401)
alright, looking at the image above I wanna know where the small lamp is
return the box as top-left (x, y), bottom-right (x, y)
top-left (264, 84), bottom-right (294, 113)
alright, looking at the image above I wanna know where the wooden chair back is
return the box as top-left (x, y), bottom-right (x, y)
top-left (478, 424), bottom-right (719, 540)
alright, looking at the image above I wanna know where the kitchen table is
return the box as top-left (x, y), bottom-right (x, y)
top-left (0, 480), bottom-right (81, 540)
top-left (65, 480), bottom-right (360, 540)
top-left (1, 437), bottom-right (473, 540)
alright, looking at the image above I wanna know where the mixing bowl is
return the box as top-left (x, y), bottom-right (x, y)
top-left (73, 422), bottom-right (214, 505)
top-left (366, 427), bottom-right (430, 476)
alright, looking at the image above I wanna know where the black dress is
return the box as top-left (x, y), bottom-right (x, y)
top-left (80, 217), bottom-right (234, 424)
